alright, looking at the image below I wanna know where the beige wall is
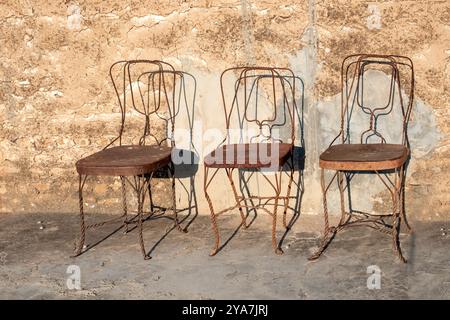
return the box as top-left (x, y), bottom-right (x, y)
top-left (0, 0), bottom-right (448, 220)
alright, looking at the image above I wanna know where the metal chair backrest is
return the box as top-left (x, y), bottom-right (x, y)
top-left (333, 54), bottom-right (414, 147)
top-left (219, 67), bottom-right (301, 146)
top-left (107, 60), bottom-right (185, 148)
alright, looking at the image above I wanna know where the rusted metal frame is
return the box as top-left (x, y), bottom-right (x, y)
top-left (224, 69), bottom-right (296, 146)
top-left (72, 173), bottom-right (135, 256)
top-left (226, 168), bottom-right (249, 228)
top-left (374, 170), bottom-right (396, 199)
top-left (214, 198), bottom-right (275, 217)
top-left (282, 158), bottom-right (295, 229)
top-left (367, 56), bottom-right (414, 145)
top-left (259, 170), bottom-right (280, 194)
top-left (239, 169), bottom-right (296, 217)
top-left (308, 168), bottom-right (335, 260)
top-left (206, 163), bottom-right (294, 252)
top-left (345, 57), bottom-right (390, 144)
top-left (72, 173), bottom-right (153, 258)
top-left (242, 72), bottom-right (295, 144)
top-left (123, 173), bottom-right (176, 259)
top-left (350, 209), bottom-right (393, 219)
top-left (327, 55), bottom-right (363, 146)
top-left (334, 219), bottom-right (393, 235)
top-left (270, 170), bottom-right (283, 254)
top-left (126, 173), bottom-right (152, 259)
top-left (114, 60), bottom-right (176, 147)
top-left (338, 55), bottom-right (385, 145)
top-left (381, 172), bottom-right (396, 189)
top-left (242, 70), bottom-right (292, 143)
top-left (374, 168), bottom-right (407, 257)
top-left (234, 195), bottom-right (292, 201)
top-left (392, 165), bottom-right (407, 262)
top-left (134, 69), bottom-right (179, 146)
top-left (311, 54), bottom-right (413, 262)
top-left (310, 166), bottom-right (407, 262)
top-left (152, 71), bottom-right (181, 146)
top-left (120, 176), bottom-right (129, 233)
top-left (204, 165), bottom-right (221, 256)
top-left (242, 69), bottom-right (278, 126)
top-left (74, 60), bottom-right (185, 261)
top-left (343, 202), bottom-right (394, 230)
top-left (358, 61), bottom-right (397, 144)
top-left (338, 54), bottom-right (414, 147)
top-left (206, 67), bottom-right (298, 255)
top-left (206, 165), bottom-right (289, 255)
top-left (246, 74), bottom-right (282, 143)
top-left (105, 60), bottom-right (129, 149)
top-left (130, 66), bottom-right (186, 232)
top-left (72, 174), bottom-right (88, 257)
top-left (136, 70), bottom-right (164, 146)
top-left (220, 67), bottom-right (296, 146)
top-left (237, 169), bottom-right (258, 225)
top-left (105, 60), bottom-right (176, 149)
top-left (400, 165), bottom-right (412, 232)
top-left (138, 70), bottom-right (190, 149)
top-left (119, 164), bottom-right (182, 232)
top-left (337, 171), bottom-right (349, 226)
top-left (167, 161), bottom-right (184, 233)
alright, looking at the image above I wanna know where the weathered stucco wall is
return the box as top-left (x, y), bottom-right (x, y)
top-left (0, 0), bottom-right (448, 221)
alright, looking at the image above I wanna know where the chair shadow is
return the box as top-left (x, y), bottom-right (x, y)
top-left (144, 150), bottom-right (200, 257)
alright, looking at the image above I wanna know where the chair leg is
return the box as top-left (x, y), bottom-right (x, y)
top-left (337, 171), bottom-right (347, 225)
top-left (120, 176), bottom-right (129, 234)
top-left (168, 163), bottom-right (185, 233)
top-left (204, 166), bottom-right (220, 256)
top-left (72, 174), bottom-right (87, 258)
top-left (400, 167), bottom-right (412, 233)
top-left (272, 172), bottom-right (283, 255)
top-left (136, 175), bottom-right (150, 260)
top-left (227, 168), bottom-right (248, 228)
top-left (309, 168), bottom-right (336, 261)
top-left (392, 167), bottom-right (407, 263)
top-left (282, 165), bottom-right (294, 229)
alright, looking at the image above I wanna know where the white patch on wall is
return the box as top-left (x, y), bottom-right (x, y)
top-left (366, 4), bottom-right (382, 30)
top-left (67, 4), bottom-right (83, 30)
top-left (130, 15), bottom-right (165, 27)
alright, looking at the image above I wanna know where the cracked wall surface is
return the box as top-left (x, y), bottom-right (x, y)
top-left (0, 0), bottom-right (448, 221)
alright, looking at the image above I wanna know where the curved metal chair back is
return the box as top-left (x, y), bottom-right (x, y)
top-left (219, 67), bottom-right (300, 146)
top-left (108, 60), bottom-right (184, 148)
top-left (334, 54), bottom-right (414, 147)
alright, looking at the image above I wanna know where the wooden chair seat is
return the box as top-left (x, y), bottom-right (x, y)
top-left (76, 145), bottom-right (172, 176)
top-left (204, 143), bottom-right (292, 169)
top-left (319, 143), bottom-right (409, 171)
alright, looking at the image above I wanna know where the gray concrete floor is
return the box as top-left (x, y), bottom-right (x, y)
top-left (0, 211), bottom-right (449, 299)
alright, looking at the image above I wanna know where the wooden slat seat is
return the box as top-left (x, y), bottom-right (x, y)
top-left (319, 143), bottom-right (409, 171)
top-left (204, 143), bottom-right (292, 169)
top-left (76, 145), bottom-right (172, 176)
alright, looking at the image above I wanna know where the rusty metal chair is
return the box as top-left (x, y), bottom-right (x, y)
top-left (309, 54), bottom-right (414, 263)
top-left (204, 67), bottom-right (302, 255)
top-left (73, 60), bottom-right (187, 260)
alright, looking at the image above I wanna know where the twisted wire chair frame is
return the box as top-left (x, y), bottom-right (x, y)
top-left (204, 67), bottom-right (303, 255)
top-left (73, 60), bottom-right (189, 260)
top-left (309, 54), bottom-right (414, 263)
